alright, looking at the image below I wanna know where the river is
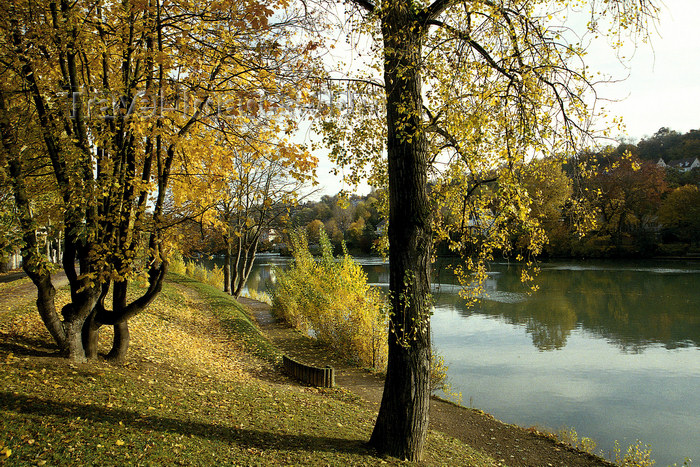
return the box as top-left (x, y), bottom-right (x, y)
top-left (231, 254), bottom-right (700, 466)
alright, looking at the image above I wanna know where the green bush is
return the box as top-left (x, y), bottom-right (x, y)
top-left (271, 229), bottom-right (389, 370)
top-left (169, 252), bottom-right (224, 291)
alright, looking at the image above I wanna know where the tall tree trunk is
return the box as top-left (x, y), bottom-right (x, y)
top-left (369, 4), bottom-right (432, 461)
top-left (106, 322), bottom-right (129, 361)
top-left (231, 236), bottom-right (243, 295)
top-left (223, 232), bottom-right (231, 293)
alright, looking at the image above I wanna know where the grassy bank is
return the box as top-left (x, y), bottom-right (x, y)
top-left (0, 274), bottom-right (497, 466)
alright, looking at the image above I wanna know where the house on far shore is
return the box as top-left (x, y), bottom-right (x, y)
top-left (657, 157), bottom-right (700, 172)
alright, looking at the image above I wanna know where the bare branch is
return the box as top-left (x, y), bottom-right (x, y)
top-left (348, 0), bottom-right (375, 13)
top-left (422, 0), bottom-right (456, 23)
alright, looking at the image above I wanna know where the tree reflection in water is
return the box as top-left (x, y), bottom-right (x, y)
top-left (430, 260), bottom-right (700, 352)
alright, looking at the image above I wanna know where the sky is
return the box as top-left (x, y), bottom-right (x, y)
top-left (592, 0), bottom-right (700, 141)
top-left (306, 0), bottom-right (700, 197)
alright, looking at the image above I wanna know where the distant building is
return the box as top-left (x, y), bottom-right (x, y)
top-left (657, 157), bottom-right (700, 172)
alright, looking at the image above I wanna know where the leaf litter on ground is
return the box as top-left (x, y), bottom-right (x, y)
top-left (0, 273), bottom-right (497, 466)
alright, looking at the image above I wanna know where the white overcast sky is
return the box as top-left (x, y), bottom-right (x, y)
top-left (305, 0), bottom-right (700, 196)
top-left (592, 0), bottom-right (700, 141)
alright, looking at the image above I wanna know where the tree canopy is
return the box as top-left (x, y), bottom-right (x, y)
top-left (0, 0), bottom-right (319, 361)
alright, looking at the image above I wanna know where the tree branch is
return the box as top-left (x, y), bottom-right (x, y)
top-left (422, 0), bottom-right (455, 23)
top-left (426, 18), bottom-right (515, 81)
top-left (349, 0), bottom-right (375, 13)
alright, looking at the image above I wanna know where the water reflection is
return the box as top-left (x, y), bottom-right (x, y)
top-left (237, 255), bottom-right (699, 465)
top-left (424, 260), bottom-right (700, 352)
top-left (231, 256), bottom-right (700, 353)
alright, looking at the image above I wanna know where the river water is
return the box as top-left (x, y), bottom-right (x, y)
top-left (237, 255), bottom-right (700, 465)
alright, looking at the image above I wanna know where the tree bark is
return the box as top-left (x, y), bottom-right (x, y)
top-left (106, 322), bottom-right (130, 361)
top-left (231, 235), bottom-right (243, 294)
top-left (369, 3), bottom-right (432, 461)
top-left (34, 274), bottom-right (66, 350)
top-left (61, 290), bottom-right (100, 362)
top-left (223, 232), bottom-right (231, 293)
top-left (64, 318), bottom-right (87, 362)
top-left (82, 311), bottom-right (100, 360)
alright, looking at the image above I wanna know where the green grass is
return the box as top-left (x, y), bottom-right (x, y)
top-left (166, 273), bottom-right (281, 363)
top-left (0, 275), bottom-right (498, 466)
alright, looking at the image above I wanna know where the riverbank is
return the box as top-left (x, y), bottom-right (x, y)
top-left (239, 296), bottom-right (614, 467)
top-left (1, 274), bottom-right (616, 465)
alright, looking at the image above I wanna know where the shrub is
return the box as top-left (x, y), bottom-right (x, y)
top-left (271, 229), bottom-right (389, 370)
top-left (430, 349), bottom-right (461, 403)
top-left (169, 251), bottom-right (187, 275)
top-left (613, 440), bottom-right (655, 467)
top-left (206, 264), bottom-right (224, 289)
top-left (272, 229), bottom-right (454, 386)
top-left (169, 254), bottom-right (224, 291)
top-left (558, 427), bottom-right (597, 455)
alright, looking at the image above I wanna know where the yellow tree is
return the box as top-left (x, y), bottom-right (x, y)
top-left (224, 141), bottom-right (317, 298)
top-left (0, 0), bottom-right (316, 361)
top-left (320, 0), bottom-right (658, 460)
top-left (172, 120), bottom-right (318, 297)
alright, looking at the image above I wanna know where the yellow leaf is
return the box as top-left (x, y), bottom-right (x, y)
top-left (1, 447), bottom-right (12, 457)
top-left (115, 440), bottom-right (125, 446)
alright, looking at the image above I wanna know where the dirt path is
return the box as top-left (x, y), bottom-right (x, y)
top-left (238, 297), bottom-right (614, 467)
top-left (0, 275), bottom-right (614, 466)
top-left (0, 271), bottom-right (68, 313)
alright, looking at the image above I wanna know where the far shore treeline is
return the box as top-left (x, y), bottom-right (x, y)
top-left (175, 127), bottom-right (700, 260)
top-left (4, 126), bottom-right (698, 276)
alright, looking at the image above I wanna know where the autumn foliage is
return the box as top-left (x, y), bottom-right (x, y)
top-left (0, 0), bottom-right (318, 361)
top-left (271, 230), bottom-right (388, 370)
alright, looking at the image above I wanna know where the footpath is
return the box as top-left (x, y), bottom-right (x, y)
top-left (0, 272), bottom-right (68, 314)
top-left (0, 269), bottom-right (613, 466)
top-left (237, 297), bottom-right (613, 467)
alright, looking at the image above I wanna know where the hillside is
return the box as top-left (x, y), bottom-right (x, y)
top-left (0, 274), bottom-right (613, 465)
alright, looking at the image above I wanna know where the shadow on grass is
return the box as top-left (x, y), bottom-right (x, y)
top-left (0, 334), bottom-right (61, 358)
top-left (0, 391), bottom-right (372, 456)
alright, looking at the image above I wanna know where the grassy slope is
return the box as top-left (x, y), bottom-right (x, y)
top-left (0, 274), bottom-right (498, 466)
